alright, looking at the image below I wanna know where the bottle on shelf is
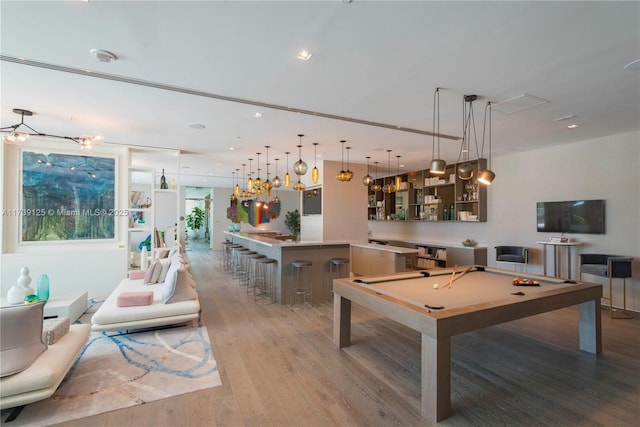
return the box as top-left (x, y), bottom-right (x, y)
top-left (450, 204), bottom-right (455, 221)
top-left (443, 205), bottom-right (448, 221)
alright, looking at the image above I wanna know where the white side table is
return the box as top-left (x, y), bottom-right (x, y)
top-left (43, 292), bottom-right (88, 323)
top-left (536, 241), bottom-right (583, 279)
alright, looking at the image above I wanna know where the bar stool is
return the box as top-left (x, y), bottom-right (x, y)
top-left (290, 260), bottom-right (313, 309)
top-left (220, 241), bottom-right (235, 270)
top-left (237, 250), bottom-right (258, 286)
top-left (254, 258), bottom-right (277, 304)
top-left (245, 253), bottom-right (266, 292)
top-left (327, 258), bottom-right (350, 301)
top-left (231, 246), bottom-right (250, 277)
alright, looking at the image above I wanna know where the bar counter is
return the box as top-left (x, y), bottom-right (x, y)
top-left (223, 231), bottom-right (351, 305)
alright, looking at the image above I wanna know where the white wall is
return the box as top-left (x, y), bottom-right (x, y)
top-left (369, 131), bottom-right (640, 311)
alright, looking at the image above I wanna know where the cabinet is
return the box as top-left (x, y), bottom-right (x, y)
top-left (127, 149), bottom-right (180, 270)
top-left (367, 159), bottom-right (487, 222)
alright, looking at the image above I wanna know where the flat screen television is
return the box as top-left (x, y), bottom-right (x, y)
top-left (302, 187), bottom-right (321, 215)
top-left (536, 199), bottom-right (605, 234)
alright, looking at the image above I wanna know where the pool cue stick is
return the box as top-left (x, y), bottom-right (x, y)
top-left (449, 265), bottom-right (474, 288)
top-left (444, 266), bottom-right (457, 289)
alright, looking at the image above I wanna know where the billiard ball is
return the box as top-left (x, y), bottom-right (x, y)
top-left (433, 283), bottom-right (439, 290)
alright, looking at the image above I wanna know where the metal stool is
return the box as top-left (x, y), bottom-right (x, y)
top-left (237, 250), bottom-right (258, 286)
top-left (290, 260), bottom-right (313, 309)
top-left (220, 241), bottom-right (235, 270)
top-left (231, 247), bottom-right (250, 277)
top-left (254, 258), bottom-right (277, 304)
top-left (327, 258), bottom-right (350, 301)
top-left (245, 253), bottom-right (266, 292)
top-left (224, 243), bottom-right (242, 273)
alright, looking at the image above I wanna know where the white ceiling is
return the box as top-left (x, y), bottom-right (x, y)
top-left (2, 1), bottom-right (639, 187)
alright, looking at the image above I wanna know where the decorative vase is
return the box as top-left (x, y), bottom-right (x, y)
top-left (233, 223), bottom-right (241, 232)
top-left (37, 274), bottom-right (50, 301)
top-left (160, 168), bottom-right (169, 189)
top-left (7, 267), bottom-right (35, 304)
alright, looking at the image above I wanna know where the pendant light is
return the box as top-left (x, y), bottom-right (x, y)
top-left (311, 142), bottom-right (320, 184)
top-left (272, 158), bottom-right (282, 188)
top-left (230, 171), bottom-right (237, 201)
top-left (478, 102), bottom-right (496, 185)
top-left (263, 145), bottom-right (273, 196)
top-left (284, 151), bottom-right (291, 188)
top-left (362, 156), bottom-right (374, 186)
top-left (247, 158), bottom-right (254, 192)
top-left (430, 87), bottom-right (446, 175)
top-left (382, 150), bottom-right (396, 193)
top-left (457, 94), bottom-right (478, 180)
top-left (234, 168), bottom-right (241, 196)
top-left (370, 161), bottom-right (382, 192)
top-left (241, 164), bottom-right (251, 198)
top-left (395, 155), bottom-right (402, 190)
top-left (293, 134), bottom-right (308, 175)
top-left (254, 152), bottom-right (263, 189)
top-left (336, 140), bottom-right (350, 182)
top-left (345, 145), bottom-right (354, 181)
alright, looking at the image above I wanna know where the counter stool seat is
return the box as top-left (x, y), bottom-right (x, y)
top-left (327, 258), bottom-right (350, 301)
top-left (254, 258), bottom-right (277, 304)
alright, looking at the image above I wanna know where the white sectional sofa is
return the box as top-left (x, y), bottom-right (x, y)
top-left (91, 249), bottom-right (200, 332)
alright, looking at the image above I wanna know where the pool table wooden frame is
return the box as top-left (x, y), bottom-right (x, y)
top-left (332, 266), bottom-right (602, 423)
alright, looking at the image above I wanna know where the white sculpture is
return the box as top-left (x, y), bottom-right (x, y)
top-left (7, 267), bottom-right (36, 305)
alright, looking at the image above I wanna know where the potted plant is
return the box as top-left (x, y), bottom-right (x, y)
top-left (185, 206), bottom-right (205, 239)
top-left (284, 209), bottom-right (301, 240)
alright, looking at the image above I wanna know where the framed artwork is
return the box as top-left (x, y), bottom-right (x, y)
top-left (21, 150), bottom-right (116, 242)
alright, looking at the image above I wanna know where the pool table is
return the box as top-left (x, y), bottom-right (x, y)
top-left (332, 266), bottom-right (602, 423)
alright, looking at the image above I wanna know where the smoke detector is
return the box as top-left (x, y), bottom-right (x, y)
top-left (90, 49), bottom-right (117, 63)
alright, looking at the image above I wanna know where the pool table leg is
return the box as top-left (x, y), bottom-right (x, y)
top-left (333, 293), bottom-right (351, 348)
top-left (422, 334), bottom-right (452, 422)
top-left (579, 299), bottom-right (602, 354)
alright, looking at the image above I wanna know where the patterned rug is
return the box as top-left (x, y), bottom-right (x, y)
top-left (1, 300), bottom-right (222, 426)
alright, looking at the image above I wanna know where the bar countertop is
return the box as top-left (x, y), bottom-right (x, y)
top-left (223, 231), bottom-right (352, 248)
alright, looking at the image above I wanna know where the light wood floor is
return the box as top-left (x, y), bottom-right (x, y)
top-left (60, 243), bottom-right (639, 426)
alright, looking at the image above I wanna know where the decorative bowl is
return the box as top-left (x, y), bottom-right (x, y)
top-left (461, 239), bottom-right (477, 247)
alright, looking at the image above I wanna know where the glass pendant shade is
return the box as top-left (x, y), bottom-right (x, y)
top-left (311, 142), bottom-right (319, 184)
top-left (362, 174), bottom-right (374, 186)
top-left (370, 161), bottom-right (381, 191)
top-left (273, 175), bottom-right (281, 188)
top-left (3, 131), bottom-right (30, 145)
top-left (294, 135), bottom-right (308, 176)
top-left (293, 180), bottom-right (306, 192)
top-left (382, 150), bottom-right (395, 193)
top-left (284, 172), bottom-right (291, 188)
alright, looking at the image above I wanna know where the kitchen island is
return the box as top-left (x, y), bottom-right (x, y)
top-left (224, 231), bottom-right (351, 305)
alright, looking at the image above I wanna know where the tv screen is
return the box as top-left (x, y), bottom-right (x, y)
top-left (302, 187), bottom-right (321, 215)
top-left (536, 199), bottom-right (605, 234)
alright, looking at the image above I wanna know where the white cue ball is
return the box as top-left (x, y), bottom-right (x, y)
top-left (433, 283), bottom-right (439, 290)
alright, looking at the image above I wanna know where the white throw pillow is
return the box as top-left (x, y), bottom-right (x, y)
top-left (157, 258), bottom-right (171, 283)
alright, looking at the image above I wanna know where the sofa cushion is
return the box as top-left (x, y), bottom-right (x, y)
top-left (163, 264), bottom-right (198, 304)
top-left (117, 291), bottom-right (154, 307)
top-left (1, 302), bottom-right (47, 378)
top-left (157, 258), bottom-right (171, 283)
top-left (581, 264), bottom-right (609, 277)
top-left (42, 317), bottom-right (70, 345)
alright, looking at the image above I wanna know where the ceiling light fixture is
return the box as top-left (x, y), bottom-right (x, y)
top-left (254, 152), bottom-right (263, 189)
top-left (311, 142), bottom-right (320, 184)
top-left (284, 151), bottom-right (291, 188)
top-left (478, 102), bottom-right (496, 185)
top-left (395, 155), bottom-right (402, 190)
top-left (253, 112), bottom-right (263, 118)
top-left (336, 140), bottom-right (350, 182)
top-left (240, 164), bottom-right (251, 198)
top-left (382, 150), bottom-right (396, 193)
top-left (345, 145), bottom-right (354, 181)
top-left (1, 108), bottom-right (104, 152)
top-left (296, 50), bottom-right (312, 61)
top-left (272, 158), bottom-right (282, 188)
top-left (293, 134), bottom-right (308, 175)
top-left (247, 158), bottom-right (254, 192)
top-left (362, 156), bottom-right (374, 186)
top-left (90, 49), bottom-right (117, 63)
top-left (430, 87), bottom-right (446, 175)
top-left (370, 161), bottom-right (382, 192)
top-left (230, 171), bottom-right (237, 201)
top-left (457, 95), bottom-right (479, 180)
top-left (234, 168), bottom-right (241, 196)
top-left (263, 146), bottom-right (273, 197)
top-left (623, 59), bottom-right (640, 71)
top-left (567, 124), bottom-right (579, 129)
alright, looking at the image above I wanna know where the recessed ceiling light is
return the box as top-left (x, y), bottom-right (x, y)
top-left (90, 49), bottom-right (117, 62)
top-left (553, 114), bottom-right (576, 122)
top-left (253, 112), bottom-right (263, 118)
top-left (188, 123), bottom-right (206, 129)
top-left (623, 59), bottom-right (640, 71)
top-left (567, 124), bottom-right (579, 129)
top-left (228, 147), bottom-right (235, 151)
top-left (297, 50), bottom-right (312, 61)
top-left (182, 166), bottom-right (191, 169)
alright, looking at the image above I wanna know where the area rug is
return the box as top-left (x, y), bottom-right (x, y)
top-left (1, 300), bottom-right (222, 426)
